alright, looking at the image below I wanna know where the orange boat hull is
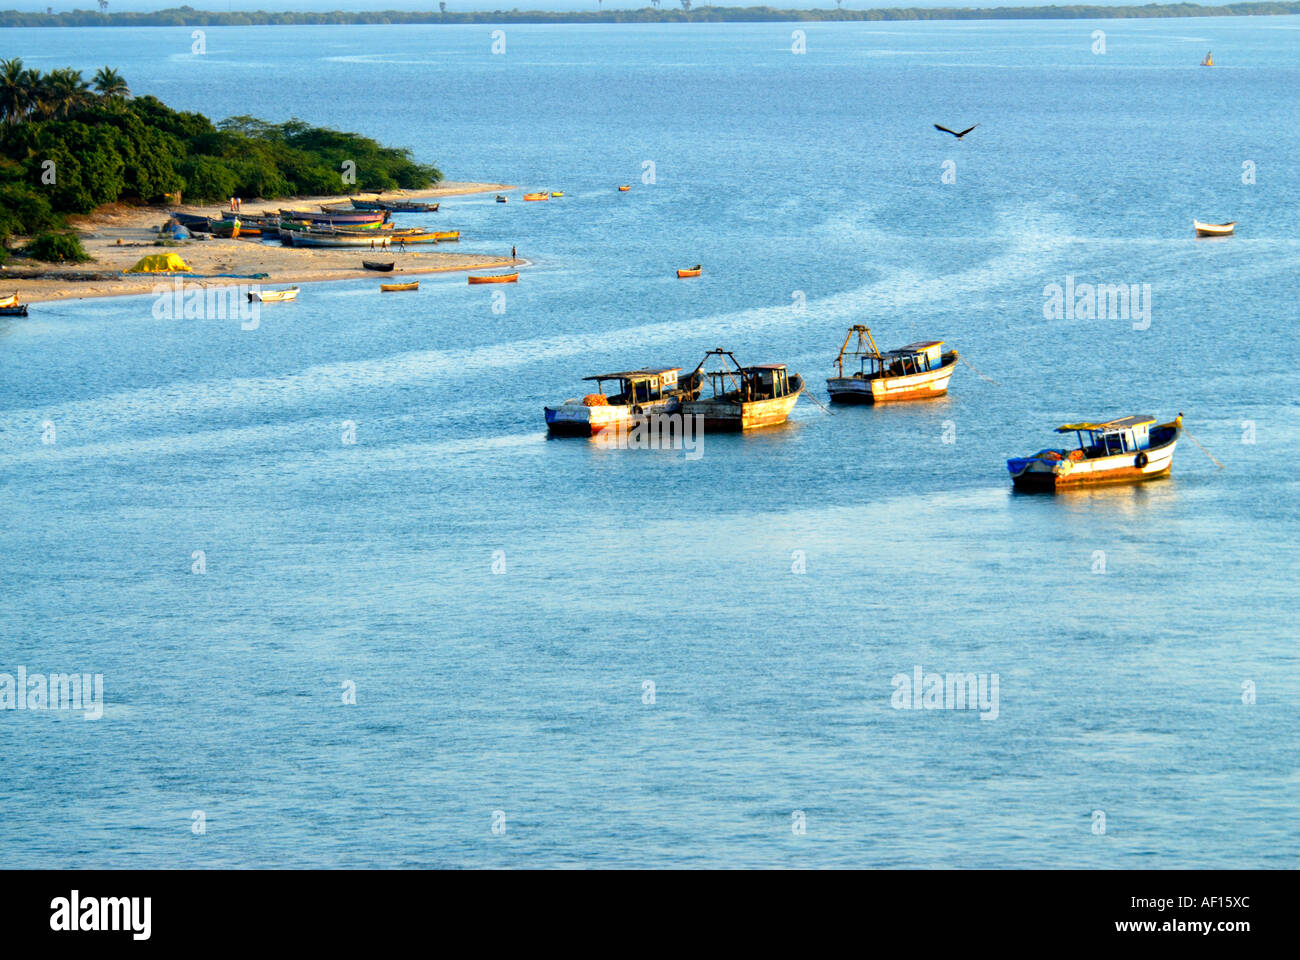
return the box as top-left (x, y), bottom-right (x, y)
top-left (468, 273), bottom-right (518, 284)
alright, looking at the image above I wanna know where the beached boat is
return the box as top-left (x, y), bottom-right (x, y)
top-left (280, 208), bottom-right (388, 225)
top-left (1007, 414), bottom-right (1182, 491)
top-left (362, 260), bottom-right (395, 272)
top-left (467, 273), bottom-right (518, 284)
top-left (826, 326), bottom-right (958, 404)
top-left (207, 218), bottom-right (258, 238)
top-left (677, 264), bottom-right (702, 278)
top-left (346, 198), bottom-right (386, 211)
top-left (0, 292), bottom-right (27, 316)
top-left (681, 349), bottom-right (804, 431)
top-left (248, 286), bottom-right (299, 303)
top-left (169, 211), bottom-right (214, 233)
top-left (381, 200), bottom-right (438, 213)
top-left (496, 195), bottom-right (508, 203)
top-left (1194, 219), bottom-right (1235, 237)
top-left (431, 231), bottom-right (460, 241)
top-left (1201, 51), bottom-right (1214, 66)
top-left (291, 232), bottom-right (437, 248)
top-left (618, 185), bottom-right (631, 192)
top-left (381, 281), bottom-right (419, 292)
top-left (545, 367), bottom-right (702, 437)
top-left (523, 192), bottom-right (549, 202)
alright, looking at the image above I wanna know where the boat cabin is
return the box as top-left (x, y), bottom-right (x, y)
top-left (1056, 415), bottom-right (1156, 458)
top-left (584, 368), bottom-right (680, 405)
top-left (858, 341), bottom-right (946, 379)
top-left (703, 362), bottom-right (794, 401)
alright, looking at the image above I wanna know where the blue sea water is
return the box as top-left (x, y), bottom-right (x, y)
top-left (1, 18), bottom-right (1298, 868)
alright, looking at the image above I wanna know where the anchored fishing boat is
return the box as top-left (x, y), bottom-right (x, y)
top-left (826, 326), bottom-right (958, 404)
top-left (248, 286), bottom-right (299, 303)
top-left (523, 192), bottom-right (549, 202)
top-left (681, 349), bottom-right (804, 431)
top-left (545, 367), bottom-right (702, 437)
top-left (677, 264), bottom-right (702, 278)
top-left (381, 281), bottom-right (419, 292)
top-left (1201, 51), bottom-right (1214, 66)
top-left (0, 292), bottom-right (27, 316)
top-left (550, 191), bottom-right (564, 198)
top-left (467, 273), bottom-right (518, 284)
top-left (496, 195), bottom-right (508, 203)
top-left (1194, 219), bottom-right (1235, 237)
top-left (618, 185), bottom-right (631, 192)
top-left (1007, 414), bottom-right (1182, 491)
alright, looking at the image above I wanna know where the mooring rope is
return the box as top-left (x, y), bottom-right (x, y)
top-left (960, 355), bottom-right (1002, 387)
top-left (1181, 424), bottom-right (1225, 469)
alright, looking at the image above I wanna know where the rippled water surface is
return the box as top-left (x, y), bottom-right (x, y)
top-left (1, 18), bottom-right (1298, 867)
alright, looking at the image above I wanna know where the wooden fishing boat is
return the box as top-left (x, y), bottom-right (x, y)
top-left (247, 286), bottom-right (299, 303)
top-left (523, 192), bottom-right (549, 202)
top-left (545, 367), bottom-right (703, 437)
top-left (290, 233), bottom-right (394, 247)
top-left (381, 281), bottom-right (419, 292)
top-left (550, 191), bottom-right (564, 198)
top-left (681, 349), bottom-right (804, 431)
top-left (1194, 219), bottom-right (1235, 237)
top-left (169, 211), bottom-right (214, 233)
top-left (0, 292), bottom-right (19, 308)
top-left (0, 292), bottom-right (26, 316)
top-left (496, 195), bottom-right (508, 203)
top-left (826, 326), bottom-right (958, 404)
top-left (618, 185), bottom-right (631, 191)
top-left (467, 272), bottom-right (518, 284)
top-left (1007, 415), bottom-right (1182, 491)
top-left (362, 260), bottom-right (395, 272)
top-left (431, 230), bottom-right (460, 241)
top-left (381, 200), bottom-right (438, 213)
top-left (346, 198), bottom-right (386, 211)
top-left (1201, 51), bottom-right (1214, 66)
top-left (280, 208), bottom-right (388, 225)
top-left (677, 264), bottom-right (702, 278)
top-left (207, 218), bottom-right (257, 238)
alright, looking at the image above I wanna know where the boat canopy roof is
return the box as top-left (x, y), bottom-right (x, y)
top-left (1057, 415), bottom-right (1156, 433)
top-left (584, 367), bottom-right (680, 382)
top-left (746, 363), bottom-right (788, 370)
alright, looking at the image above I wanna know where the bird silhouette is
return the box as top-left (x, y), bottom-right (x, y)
top-left (934, 124), bottom-right (978, 139)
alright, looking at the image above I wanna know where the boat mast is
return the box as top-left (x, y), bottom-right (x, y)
top-left (834, 325), bottom-right (883, 376)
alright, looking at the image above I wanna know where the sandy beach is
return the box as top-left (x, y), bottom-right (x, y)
top-left (2, 181), bottom-right (520, 304)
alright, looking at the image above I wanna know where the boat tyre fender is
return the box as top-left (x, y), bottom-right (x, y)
top-left (1135, 452), bottom-right (1149, 469)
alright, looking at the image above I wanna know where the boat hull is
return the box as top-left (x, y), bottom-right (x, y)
top-left (682, 390), bottom-right (801, 431)
top-left (1008, 438), bottom-right (1178, 491)
top-left (545, 398), bottom-right (681, 437)
top-left (1193, 220), bottom-right (1235, 237)
top-left (827, 358), bottom-right (956, 403)
top-left (468, 273), bottom-right (518, 284)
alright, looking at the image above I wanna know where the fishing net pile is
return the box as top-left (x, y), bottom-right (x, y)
top-left (582, 394), bottom-right (609, 407)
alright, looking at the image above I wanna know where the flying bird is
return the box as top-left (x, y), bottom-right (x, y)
top-left (934, 123), bottom-right (978, 139)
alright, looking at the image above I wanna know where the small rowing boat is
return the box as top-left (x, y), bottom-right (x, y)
top-left (826, 326), bottom-right (958, 404)
top-left (618, 185), bottom-right (630, 192)
top-left (523, 192), bottom-right (549, 202)
top-left (681, 349), bottom-right (803, 431)
top-left (496, 195), bottom-right (508, 203)
top-left (362, 260), bottom-right (395, 272)
top-left (677, 265), bottom-right (702, 278)
top-left (248, 286), bottom-right (299, 303)
top-left (381, 281), bottom-right (419, 292)
top-left (281, 208), bottom-right (388, 225)
top-left (431, 231), bottom-right (459, 241)
top-left (1194, 219), bottom-right (1235, 237)
top-left (545, 367), bottom-right (703, 437)
top-left (550, 191), bottom-right (564, 198)
top-left (467, 273), bottom-right (518, 284)
top-left (381, 200), bottom-right (438, 213)
top-left (1007, 415), bottom-right (1182, 491)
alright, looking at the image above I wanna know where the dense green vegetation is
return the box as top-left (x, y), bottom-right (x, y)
top-left (0, 4), bottom-right (1297, 28)
top-left (0, 60), bottom-right (440, 259)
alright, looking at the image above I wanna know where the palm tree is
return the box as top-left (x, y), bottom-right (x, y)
top-left (0, 58), bottom-right (35, 124)
top-left (93, 66), bottom-right (129, 100)
top-left (35, 68), bottom-right (91, 120)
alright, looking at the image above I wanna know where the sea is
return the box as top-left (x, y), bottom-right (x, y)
top-left (1, 17), bottom-right (1297, 867)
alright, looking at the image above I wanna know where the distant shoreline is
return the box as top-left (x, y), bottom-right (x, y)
top-left (3, 4), bottom-right (1299, 30)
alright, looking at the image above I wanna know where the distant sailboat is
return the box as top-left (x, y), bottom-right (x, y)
top-left (1201, 51), bottom-right (1214, 67)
